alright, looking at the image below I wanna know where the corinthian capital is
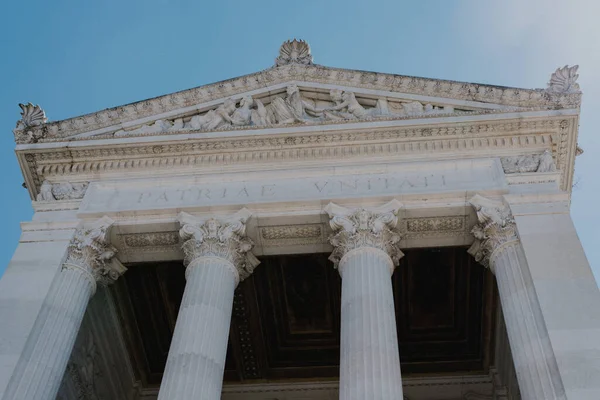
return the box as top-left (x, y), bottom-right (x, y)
top-left (324, 200), bottom-right (403, 269)
top-left (64, 216), bottom-right (126, 289)
top-left (177, 209), bottom-right (259, 284)
top-left (467, 195), bottom-right (519, 269)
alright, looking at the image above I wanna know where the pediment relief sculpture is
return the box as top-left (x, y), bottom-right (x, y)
top-left (113, 85), bottom-right (463, 137)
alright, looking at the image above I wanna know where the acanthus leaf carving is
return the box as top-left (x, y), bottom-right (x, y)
top-left (64, 216), bottom-right (126, 289)
top-left (14, 103), bottom-right (48, 143)
top-left (16, 103), bottom-right (47, 129)
top-left (177, 209), bottom-right (259, 284)
top-left (324, 200), bottom-right (403, 269)
top-left (467, 195), bottom-right (519, 270)
top-left (547, 65), bottom-right (580, 93)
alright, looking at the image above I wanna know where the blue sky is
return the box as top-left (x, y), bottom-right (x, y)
top-left (1, 0), bottom-right (599, 279)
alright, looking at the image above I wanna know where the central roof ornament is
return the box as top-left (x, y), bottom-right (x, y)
top-left (275, 39), bottom-right (313, 67)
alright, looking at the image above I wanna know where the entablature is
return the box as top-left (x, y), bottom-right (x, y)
top-left (16, 111), bottom-right (579, 200)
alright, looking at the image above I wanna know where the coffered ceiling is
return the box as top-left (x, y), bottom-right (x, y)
top-left (112, 247), bottom-right (495, 388)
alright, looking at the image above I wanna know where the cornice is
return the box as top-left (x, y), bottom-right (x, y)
top-left (19, 115), bottom-right (578, 199)
top-left (16, 63), bottom-right (581, 143)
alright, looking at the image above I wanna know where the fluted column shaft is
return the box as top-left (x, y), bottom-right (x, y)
top-left (324, 201), bottom-right (404, 400)
top-left (158, 257), bottom-right (236, 399)
top-left (158, 210), bottom-right (258, 400)
top-left (2, 266), bottom-right (93, 400)
top-left (339, 247), bottom-right (403, 400)
top-left (468, 195), bottom-right (565, 400)
top-left (491, 242), bottom-right (565, 400)
top-left (2, 217), bottom-right (124, 400)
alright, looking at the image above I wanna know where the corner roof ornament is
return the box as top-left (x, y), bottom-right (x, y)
top-left (15, 103), bottom-right (47, 130)
top-left (275, 39), bottom-right (313, 67)
top-left (546, 65), bottom-right (580, 93)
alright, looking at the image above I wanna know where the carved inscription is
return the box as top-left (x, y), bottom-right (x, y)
top-left (81, 160), bottom-right (505, 214)
top-left (132, 175), bottom-right (442, 207)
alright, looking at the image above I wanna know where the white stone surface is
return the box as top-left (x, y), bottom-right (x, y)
top-left (1, 265), bottom-right (94, 400)
top-left (338, 247), bottom-right (404, 400)
top-left (79, 158), bottom-right (507, 216)
top-left (492, 243), bottom-right (565, 399)
top-left (157, 257), bottom-right (236, 400)
top-left (468, 195), bottom-right (566, 399)
top-left (325, 202), bottom-right (404, 400)
top-left (158, 211), bottom-right (258, 400)
top-left (0, 217), bottom-right (123, 400)
top-left (508, 200), bottom-right (600, 400)
top-left (0, 229), bottom-right (73, 399)
top-left (4, 42), bottom-right (595, 400)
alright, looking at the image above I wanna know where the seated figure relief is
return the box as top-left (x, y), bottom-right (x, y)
top-left (113, 85), bottom-right (458, 137)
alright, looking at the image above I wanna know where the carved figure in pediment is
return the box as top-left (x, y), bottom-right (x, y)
top-left (402, 101), bottom-right (424, 116)
top-left (230, 96), bottom-right (254, 126)
top-left (323, 91), bottom-right (393, 120)
top-left (251, 98), bottom-right (271, 126)
top-left (269, 84), bottom-right (323, 124)
top-left (322, 89), bottom-right (356, 120)
top-left (188, 98), bottom-right (237, 130)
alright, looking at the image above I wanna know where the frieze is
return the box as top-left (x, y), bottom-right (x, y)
top-left (260, 224), bottom-right (325, 247)
top-left (404, 216), bottom-right (467, 237)
top-left (121, 232), bottom-right (180, 248)
top-left (260, 225), bottom-right (322, 240)
top-left (14, 47), bottom-right (581, 143)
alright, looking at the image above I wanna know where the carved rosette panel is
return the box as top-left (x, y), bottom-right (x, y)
top-left (324, 201), bottom-right (403, 267)
top-left (467, 195), bottom-right (519, 270)
top-left (63, 217), bottom-right (126, 289)
top-left (177, 210), bottom-right (260, 282)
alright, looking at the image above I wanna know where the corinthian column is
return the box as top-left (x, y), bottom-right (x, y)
top-left (468, 195), bottom-right (566, 400)
top-left (158, 209), bottom-right (259, 400)
top-left (324, 200), bottom-right (404, 400)
top-left (2, 217), bottom-right (125, 400)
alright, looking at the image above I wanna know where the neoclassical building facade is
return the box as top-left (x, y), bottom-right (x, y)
top-left (0, 40), bottom-right (598, 400)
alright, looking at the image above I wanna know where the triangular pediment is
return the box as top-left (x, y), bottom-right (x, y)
top-left (13, 40), bottom-right (581, 144)
top-left (90, 82), bottom-right (530, 140)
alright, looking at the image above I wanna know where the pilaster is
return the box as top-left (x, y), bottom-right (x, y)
top-left (506, 196), bottom-right (600, 399)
